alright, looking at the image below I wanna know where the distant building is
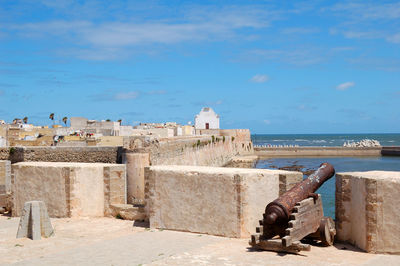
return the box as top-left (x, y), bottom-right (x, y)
top-left (70, 117), bottom-right (121, 136)
top-left (194, 107), bottom-right (220, 130)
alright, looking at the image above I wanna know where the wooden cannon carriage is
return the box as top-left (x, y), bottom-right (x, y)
top-left (250, 163), bottom-right (337, 253)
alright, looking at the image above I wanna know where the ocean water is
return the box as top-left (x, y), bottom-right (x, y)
top-left (255, 156), bottom-right (400, 218)
top-left (252, 133), bottom-right (400, 147)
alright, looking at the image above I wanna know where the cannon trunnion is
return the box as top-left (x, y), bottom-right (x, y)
top-left (250, 163), bottom-right (337, 253)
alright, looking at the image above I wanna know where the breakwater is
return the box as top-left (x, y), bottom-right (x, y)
top-left (255, 146), bottom-right (382, 158)
top-left (381, 146), bottom-right (400, 156)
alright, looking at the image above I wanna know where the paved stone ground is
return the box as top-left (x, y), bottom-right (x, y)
top-left (1, 215), bottom-right (399, 266)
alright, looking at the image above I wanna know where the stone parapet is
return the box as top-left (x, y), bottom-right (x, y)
top-left (11, 162), bottom-right (126, 218)
top-left (0, 146), bottom-right (121, 164)
top-left (123, 134), bottom-right (253, 167)
top-left (336, 171), bottom-right (400, 254)
top-left (145, 165), bottom-right (300, 238)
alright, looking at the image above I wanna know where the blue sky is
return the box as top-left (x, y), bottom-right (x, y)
top-left (0, 0), bottom-right (399, 134)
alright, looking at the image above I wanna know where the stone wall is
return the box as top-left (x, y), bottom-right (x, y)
top-left (336, 171), bottom-right (400, 254)
top-left (0, 160), bottom-right (11, 208)
top-left (145, 165), bottom-right (301, 238)
top-left (10, 162), bottom-right (126, 218)
top-left (124, 134), bottom-right (253, 167)
top-left (0, 146), bottom-right (121, 164)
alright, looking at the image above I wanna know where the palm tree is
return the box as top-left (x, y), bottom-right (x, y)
top-left (117, 119), bottom-right (122, 125)
top-left (62, 116), bottom-right (68, 126)
top-left (49, 113), bottom-right (54, 125)
top-left (23, 117), bottom-right (28, 124)
top-left (106, 119), bottom-right (111, 122)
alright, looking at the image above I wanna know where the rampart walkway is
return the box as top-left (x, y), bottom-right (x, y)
top-left (1, 216), bottom-right (399, 265)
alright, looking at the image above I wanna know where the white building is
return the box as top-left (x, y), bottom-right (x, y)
top-left (194, 107), bottom-right (220, 130)
top-left (70, 117), bottom-right (121, 136)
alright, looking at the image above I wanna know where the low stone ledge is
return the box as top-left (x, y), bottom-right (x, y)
top-left (145, 165), bottom-right (301, 238)
top-left (336, 171), bottom-right (400, 254)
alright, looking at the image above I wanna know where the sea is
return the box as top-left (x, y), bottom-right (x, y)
top-left (252, 134), bottom-right (400, 218)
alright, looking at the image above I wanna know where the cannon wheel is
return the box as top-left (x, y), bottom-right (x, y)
top-left (319, 217), bottom-right (336, 246)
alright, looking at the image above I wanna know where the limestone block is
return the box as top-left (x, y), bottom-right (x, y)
top-left (336, 171), bottom-right (400, 254)
top-left (0, 160), bottom-right (11, 208)
top-left (145, 165), bottom-right (298, 238)
top-left (279, 172), bottom-right (303, 196)
top-left (0, 160), bottom-right (11, 189)
top-left (104, 165), bottom-right (127, 216)
top-left (17, 201), bottom-right (54, 240)
top-left (110, 204), bottom-right (146, 221)
top-left (11, 162), bottom-right (126, 218)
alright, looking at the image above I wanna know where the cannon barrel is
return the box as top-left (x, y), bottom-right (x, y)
top-left (263, 162), bottom-right (335, 238)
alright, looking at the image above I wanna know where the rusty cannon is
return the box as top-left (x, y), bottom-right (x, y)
top-left (250, 162), bottom-right (336, 253)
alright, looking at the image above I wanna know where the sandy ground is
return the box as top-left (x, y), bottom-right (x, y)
top-left (1, 215), bottom-right (399, 266)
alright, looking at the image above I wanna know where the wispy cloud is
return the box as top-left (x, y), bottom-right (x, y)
top-left (147, 90), bottom-right (166, 95)
top-left (348, 57), bottom-right (400, 72)
top-left (263, 119), bottom-right (271, 125)
top-left (114, 91), bottom-right (139, 100)
top-left (3, 5), bottom-right (274, 60)
top-left (250, 74), bottom-right (269, 83)
top-left (336, 82), bottom-right (355, 91)
top-left (328, 2), bottom-right (400, 21)
top-left (327, 2), bottom-right (400, 44)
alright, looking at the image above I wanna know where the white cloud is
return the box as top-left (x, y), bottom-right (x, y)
top-left (114, 91), bottom-right (139, 100)
top-left (336, 82), bottom-right (355, 91)
top-left (263, 119), bottom-right (271, 125)
top-left (250, 74), bottom-right (269, 83)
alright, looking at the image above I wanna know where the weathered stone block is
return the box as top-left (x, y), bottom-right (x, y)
top-left (11, 162), bottom-right (126, 218)
top-left (336, 171), bottom-right (400, 254)
top-left (0, 160), bottom-right (11, 208)
top-left (145, 165), bottom-right (298, 238)
top-left (110, 203), bottom-right (146, 221)
top-left (16, 201), bottom-right (54, 240)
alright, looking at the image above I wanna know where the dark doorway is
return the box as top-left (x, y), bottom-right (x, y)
top-left (205, 123), bottom-right (209, 129)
